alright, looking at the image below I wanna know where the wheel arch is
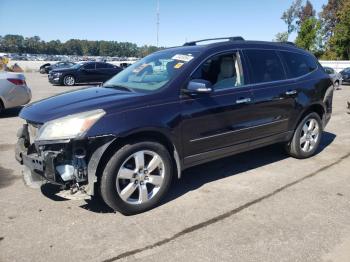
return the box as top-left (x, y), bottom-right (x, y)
top-left (88, 129), bottom-right (182, 195)
top-left (294, 103), bottom-right (326, 130)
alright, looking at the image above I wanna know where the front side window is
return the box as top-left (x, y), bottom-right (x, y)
top-left (244, 49), bottom-right (285, 84)
top-left (280, 51), bottom-right (317, 78)
top-left (191, 51), bottom-right (245, 90)
top-left (103, 50), bottom-right (199, 92)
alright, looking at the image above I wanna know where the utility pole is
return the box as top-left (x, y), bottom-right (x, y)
top-left (156, 0), bottom-right (160, 47)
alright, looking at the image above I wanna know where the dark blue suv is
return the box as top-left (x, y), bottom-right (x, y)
top-left (16, 37), bottom-right (333, 215)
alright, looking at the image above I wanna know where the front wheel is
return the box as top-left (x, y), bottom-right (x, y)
top-left (285, 112), bottom-right (323, 159)
top-left (100, 141), bottom-right (174, 215)
top-left (63, 75), bottom-right (75, 86)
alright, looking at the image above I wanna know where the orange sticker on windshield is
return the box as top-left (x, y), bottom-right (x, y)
top-left (174, 62), bottom-right (184, 69)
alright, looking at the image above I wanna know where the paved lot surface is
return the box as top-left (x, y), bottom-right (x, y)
top-left (0, 73), bottom-right (350, 262)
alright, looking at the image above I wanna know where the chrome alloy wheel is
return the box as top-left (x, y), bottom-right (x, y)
top-left (116, 150), bottom-right (165, 205)
top-left (300, 118), bottom-right (320, 153)
top-left (64, 76), bottom-right (75, 86)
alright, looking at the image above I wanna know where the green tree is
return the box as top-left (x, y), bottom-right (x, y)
top-left (1, 35), bottom-right (25, 53)
top-left (274, 32), bottom-right (289, 42)
top-left (297, 0), bottom-right (315, 25)
top-left (295, 17), bottom-right (321, 52)
top-left (281, 0), bottom-right (302, 39)
top-left (0, 34), bottom-right (162, 57)
top-left (329, 0), bottom-right (350, 59)
top-left (319, 0), bottom-right (342, 41)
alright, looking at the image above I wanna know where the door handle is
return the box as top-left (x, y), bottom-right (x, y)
top-left (285, 90), bottom-right (297, 96)
top-left (236, 98), bottom-right (251, 104)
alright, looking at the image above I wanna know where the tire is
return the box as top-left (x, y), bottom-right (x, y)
top-left (0, 99), bottom-right (4, 114)
top-left (63, 75), bottom-right (75, 86)
top-left (285, 112), bottom-right (323, 159)
top-left (334, 81), bottom-right (340, 88)
top-left (100, 141), bottom-right (174, 215)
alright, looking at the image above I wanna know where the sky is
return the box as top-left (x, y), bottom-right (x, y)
top-left (0, 0), bottom-right (328, 47)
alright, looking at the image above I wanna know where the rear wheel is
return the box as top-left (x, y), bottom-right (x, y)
top-left (285, 112), bottom-right (323, 159)
top-left (0, 99), bottom-right (4, 114)
top-left (63, 75), bottom-right (75, 86)
top-left (100, 141), bottom-right (173, 215)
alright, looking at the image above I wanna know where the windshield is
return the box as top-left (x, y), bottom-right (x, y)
top-left (103, 49), bottom-right (199, 92)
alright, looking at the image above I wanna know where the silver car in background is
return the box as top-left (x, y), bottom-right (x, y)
top-left (0, 72), bottom-right (32, 113)
top-left (324, 66), bottom-right (342, 89)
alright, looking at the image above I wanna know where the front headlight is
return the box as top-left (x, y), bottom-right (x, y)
top-left (36, 109), bottom-right (106, 141)
top-left (54, 72), bottom-right (62, 77)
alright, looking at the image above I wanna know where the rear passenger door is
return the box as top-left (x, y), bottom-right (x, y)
top-left (95, 63), bottom-right (116, 82)
top-left (79, 62), bottom-right (97, 83)
top-left (243, 49), bottom-right (294, 143)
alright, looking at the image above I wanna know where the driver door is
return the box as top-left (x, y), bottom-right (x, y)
top-left (181, 51), bottom-right (255, 165)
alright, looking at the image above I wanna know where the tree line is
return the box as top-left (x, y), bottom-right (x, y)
top-left (277, 0), bottom-right (350, 59)
top-left (0, 35), bottom-right (161, 57)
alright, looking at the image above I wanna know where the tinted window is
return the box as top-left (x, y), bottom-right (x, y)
top-left (324, 67), bottom-right (334, 74)
top-left (192, 51), bottom-right (245, 90)
top-left (96, 63), bottom-right (109, 69)
top-left (105, 63), bottom-right (115, 69)
top-left (83, 63), bottom-right (95, 70)
top-left (280, 51), bottom-right (317, 78)
top-left (244, 50), bottom-right (285, 84)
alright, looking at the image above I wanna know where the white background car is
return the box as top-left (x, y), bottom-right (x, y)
top-left (324, 66), bottom-right (343, 89)
top-left (0, 72), bottom-right (32, 113)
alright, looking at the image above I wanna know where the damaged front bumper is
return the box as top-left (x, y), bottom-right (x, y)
top-left (15, 123), bottom-right (116, 198)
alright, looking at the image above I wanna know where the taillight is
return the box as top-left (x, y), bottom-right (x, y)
top-left (7, 78), bottom-right (26, 85)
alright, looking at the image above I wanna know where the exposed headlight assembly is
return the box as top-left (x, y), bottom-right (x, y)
top-left (36, 109), bottom-right (106, 141)
top-left (54, 72), bottom-right (63, 77)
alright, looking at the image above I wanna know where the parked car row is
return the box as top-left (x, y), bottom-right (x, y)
top-left (5, 52), bottom-right (138, 63)
top-left (323, 66), bottom-right (350, 88)
top-left (340, 67), bottom-right (350, 84)
top-left (323, 67), bottom-right (343, 88)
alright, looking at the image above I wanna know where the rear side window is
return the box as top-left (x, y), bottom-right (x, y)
top-left (96, 63), bottom-right (106, 69)
top-left (83, 63), bottom-right (95, 70)
top-left (280, 51), bottom-right (317, 78)
top-left (105, 63), bottom-right (115, 69)
top-left (244, 49), bottom-right (285, 84)
top-left (324, 67), bottom-right (334, 74)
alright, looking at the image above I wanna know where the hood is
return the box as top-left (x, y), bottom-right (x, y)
top-left (20, 87), bottom-right (144, 123)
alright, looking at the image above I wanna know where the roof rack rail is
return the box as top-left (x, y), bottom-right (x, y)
top-left (280, 41), bottom-right (296, 46)
top-left (183, 36), bottom-right (245, 46)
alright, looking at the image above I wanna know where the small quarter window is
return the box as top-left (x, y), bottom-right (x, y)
top-left (244, 49), bottom-right (285, 84)
top-left (192, 51), bottom-right (245, 90)
top-left (280, 51), bottom-right (318, 78)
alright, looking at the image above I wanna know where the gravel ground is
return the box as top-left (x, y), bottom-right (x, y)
top-left (0, 73), bottom-right (350, 262)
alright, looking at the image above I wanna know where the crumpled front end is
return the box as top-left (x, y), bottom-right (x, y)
top-left (15, 122), bottom-right (115, 199)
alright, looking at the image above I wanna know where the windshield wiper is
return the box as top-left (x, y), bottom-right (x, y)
top-left (103, 84), bottom-right (134, 92)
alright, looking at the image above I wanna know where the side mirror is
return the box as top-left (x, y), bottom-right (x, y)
top-left (185, 79), bottom-right (213, 94)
